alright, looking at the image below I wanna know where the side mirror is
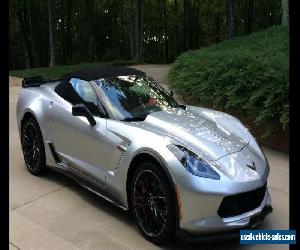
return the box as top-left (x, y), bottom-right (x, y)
top-left (72, 103), bottom-right (96, 126)
top-left (170, 90), bottom-right (174, 97)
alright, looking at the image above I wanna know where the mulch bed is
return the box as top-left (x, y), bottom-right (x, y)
top-left (234, 113), bottom-right (289, 153)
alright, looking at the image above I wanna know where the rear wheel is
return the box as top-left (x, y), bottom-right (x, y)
top-left (21, 117), bottom-right (46, 175)
top-left (131, 161), bottom-right (176, 245)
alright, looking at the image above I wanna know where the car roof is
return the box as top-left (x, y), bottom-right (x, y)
top-left (66, 66), bottom-right (145, 81)
top-left (54, 66), bottom-right (146, 104)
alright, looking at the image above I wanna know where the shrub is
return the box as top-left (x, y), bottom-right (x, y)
top-left (168, 25), bottom-right (289, 136)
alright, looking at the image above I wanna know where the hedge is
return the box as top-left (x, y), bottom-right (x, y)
top-left (168, 25), bottom-right (289, 137)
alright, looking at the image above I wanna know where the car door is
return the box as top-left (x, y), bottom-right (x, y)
top-left (47, 78), bottom-right (110, 189)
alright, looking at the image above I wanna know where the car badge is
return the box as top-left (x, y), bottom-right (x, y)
top-left (246, 161), bottom-right (257, 171)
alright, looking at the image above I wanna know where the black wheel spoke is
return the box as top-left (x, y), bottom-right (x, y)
top-left (148, 209), bottom-right (154, 232)
top-left (28, 151), bottom-right (34, 167)
top-left (23, 134), bottom-right (32, 145)
top-left (33, 149), bottom-right (39, 163)
top-left (133, 169), bottom-right (167, 237)
top-left (156, 208), bottom-right (167, 222)
top-left (28, 128), bottom-right (35, 141)
top-left (156, 212), bottom-right (166, 226)
top-left (145, 209), bottom-right (151, 231)
top-left (23, 148), bottom-right (32, 155)
top-left (153, 196), bottom-right (166, 201)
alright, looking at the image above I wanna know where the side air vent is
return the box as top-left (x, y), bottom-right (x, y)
top-left (115, 153), bottom-right (124, 171)
top-left (48, 143), bottom-right (61, 163)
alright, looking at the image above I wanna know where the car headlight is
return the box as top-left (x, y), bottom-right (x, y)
top-left (167, 144), bottom-right (220, 180)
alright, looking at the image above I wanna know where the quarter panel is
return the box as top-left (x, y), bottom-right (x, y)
top-left (105, 119), bottom-right (187, 207)
top-left (16, 87), bottom-right (54, 145)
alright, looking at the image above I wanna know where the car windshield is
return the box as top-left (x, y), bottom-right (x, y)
top-left (93, 75), bottom-right (178, 121)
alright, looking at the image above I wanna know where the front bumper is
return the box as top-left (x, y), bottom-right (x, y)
top-left (174, 172), bottom-right (271, 235)
top-left (177, 205), bottom-right (273, 242)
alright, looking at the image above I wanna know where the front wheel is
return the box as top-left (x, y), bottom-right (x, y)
top-left (131, 161), bottom-right (176, 245)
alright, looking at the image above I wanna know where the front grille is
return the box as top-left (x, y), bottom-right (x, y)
top-left (218, 183), bottom-right (267, 218)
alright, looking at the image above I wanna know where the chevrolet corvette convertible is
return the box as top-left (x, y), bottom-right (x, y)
top-left (16, 66), bottom-right (272, 244)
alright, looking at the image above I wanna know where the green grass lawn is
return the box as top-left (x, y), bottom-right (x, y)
top-left (9, 60), bottom-right (137, 80)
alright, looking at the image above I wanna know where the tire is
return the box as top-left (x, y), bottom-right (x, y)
top-left (21, 117), bottom-right (46, 175)
top-left (131, 161), bottom-right (176, 245)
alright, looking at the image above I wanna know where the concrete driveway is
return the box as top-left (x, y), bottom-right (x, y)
top-left (9, 65), bottom-right (289, 249)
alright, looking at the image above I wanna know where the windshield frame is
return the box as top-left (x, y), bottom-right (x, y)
top-left (91, 75), bottom-right (178, 121)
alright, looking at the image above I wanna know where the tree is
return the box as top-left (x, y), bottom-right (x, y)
top-left (173, 0), bottom-right (179, 54)
top-left (183, 0), bottom-right (190, 50)
top-left (129, 0), bottom-right (136, 60)
top-left (15, 0), bottom-right (42, 68)
top-left (227, 0), bottom-right (235, 39)
top-left (281, 0), bottom-right (289, 25)
top-left (245, 0), bottom-right (254, 34)
top-left (16, 1), bottom-right (32, 69)
top-left (86, 0), bottom-right (98, 61)
top-left (48, 0), bottom-right (57, 66)
top-left (60, 0), bottom-right (73, 64)
top-left (134, 0), bottom-right (144, 62)
top-left (9, 0), bottom-right (283, 70)
top-left (163, 0), bottom-right (169, 63)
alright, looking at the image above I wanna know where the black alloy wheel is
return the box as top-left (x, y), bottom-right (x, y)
top-left (131, 161), bottom-right (175, 245)
top-left (21, 117), bottom-right (46, 175)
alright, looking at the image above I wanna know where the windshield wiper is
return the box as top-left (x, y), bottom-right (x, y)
top-left (121, 116), bottom-right (147, 122)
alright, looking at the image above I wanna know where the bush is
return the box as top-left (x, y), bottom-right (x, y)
top-left (168, 25), bottom-right (289, 136)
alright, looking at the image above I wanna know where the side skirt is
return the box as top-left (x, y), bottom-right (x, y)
top-left (46, 143), bottom-right (128, 211)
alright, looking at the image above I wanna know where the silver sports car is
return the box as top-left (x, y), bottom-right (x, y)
top-left (16, 66), bottom-right (272, 244)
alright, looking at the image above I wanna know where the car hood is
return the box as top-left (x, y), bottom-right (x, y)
top-left (138, 107), bottom-right (251, 162)
top-left (128, 106), bottom-right (267, 182)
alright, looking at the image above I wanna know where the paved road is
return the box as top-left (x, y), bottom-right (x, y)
top-left (9, 65), bottom-right (289, 249)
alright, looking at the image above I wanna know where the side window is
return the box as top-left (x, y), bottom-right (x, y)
top-left (69, 78), bottom-right (101, 117)
top-left (70, 78), bottom-right (98, 105)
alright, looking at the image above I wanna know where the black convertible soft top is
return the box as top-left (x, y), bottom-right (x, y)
top-left (53, 66), bottom-right (146, 111)
top-left (66, 66), bottom-right (145, 81)
top-left (22, 66), bottom-right (145, 88)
